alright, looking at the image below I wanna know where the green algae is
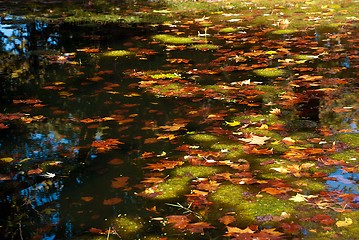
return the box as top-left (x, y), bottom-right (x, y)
top-left (191, 44), bottom-right (219, 51)
top-left (334, 133), bottom-right (359, 148)
top-left (152, 177), bottom-right (191, 200)
top-left (112, 215), bottom-right (144, 237)
top-left (292, 179), bottom-right (326, 193)
top-left (188, 133), bottom-right (221, 144)
top-left (271, 29), bottom-right (297, 35)
top-left (210, 184), bottom-right (297, 223)
top-left (254, 68), bottom-right (286, 77)
top-left (254, 85), bottom-right (281, 104)
top-left (174, 165), bottom-right (220, 178)
top-left (305, 211), bottom-right (359, 240)
top-left (150, 73), bottom-right (180, 79)
top-left (330, 149), bottom-right (359, 164)
top-left (102, 50), bottom-right (134, 57)
top-left (294, 54), bottom-right (319, 60)
top-left (153, 34), bottom-right (193, 45)
top-left (219, 27), bottom-right (237, 33)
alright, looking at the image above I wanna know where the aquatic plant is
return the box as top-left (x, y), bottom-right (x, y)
top-left (254, 68), bottom-right (286, 77)
top-left (153, 34), bottom-right (193, 44)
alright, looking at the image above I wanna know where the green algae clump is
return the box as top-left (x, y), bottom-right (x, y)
top-left (102, 50), bottom-right (134, 57)
top-left (254, 68), bottom-right (286, 77)
top-left (219, 27), bottom-right (237, 33)
top-left (113, 215), bottom-right (144, 238)
top-left (191, 44), bottom-right (219, 51)
top-left (174, 165), bottom-right (220, 178)
top-left (153, 34), bottom-right (193, 44)
top-left (210, 184), bottom-right (296, 223)
top-left (334, 133), bottom-right (359, 148)
top-left (271, 29), bottom-right (297, 35)
top-left (152, 177), bottom-right (191, 200)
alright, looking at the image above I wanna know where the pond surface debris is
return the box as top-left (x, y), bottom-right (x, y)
top-left (0, 0), bottom-right (358, 239)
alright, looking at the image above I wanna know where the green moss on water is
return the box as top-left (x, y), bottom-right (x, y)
top-left (254, 85), bottom-right (281, 104)
top-left (191, 44), bottom-right (219, 51)
top-left (330, 149), bottom-right (359, 164)
top-left (271, 29), bottom-right (297, 35)
top-left (254, 68), bottom-right (286, 77)
top-left (150, 73), bottom-right (180, 79)
top-left (219, 27), bottom-right (237, 33)
top-left (153, 34), bottom-right (193, 44)
top-left (334, 133), bottom-right (359, 148)
top-left (188, 133), bottom-right (221, 144)
top-left (152, 83), bottom-right (184, 96)
top-left (153, 177), bottom-right (191, 200)
top-left (305, 211), bottom-right (359, 240)
top-left (291, 179), bottom-right (326, 193)
top-left (294, 54), bottom-right (319, 60)
top-left (174, 165), bottom-right (220, 178)
top-left (113, 216), bottom-right (144, 237)
top-left (210, 184), bottom-right (296, 223)
top-left (102, 50), bottom-right (134, 57)
top-left (234, 114), bottom-right (285, 126)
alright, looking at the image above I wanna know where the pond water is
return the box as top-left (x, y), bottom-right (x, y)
top-left (0, 6), bottom-right (358, 240)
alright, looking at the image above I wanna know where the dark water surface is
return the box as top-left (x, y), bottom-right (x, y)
top-left (0, 9), bottom-right (358, 240)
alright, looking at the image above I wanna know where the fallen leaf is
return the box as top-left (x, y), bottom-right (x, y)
top-left (238, 134), bottom-right (271, 145)
top-left (103, 197), bottom-right (122, 205)
top-left (219, 215), bottom-right (236, 225)
top-left (336, 218), bottom-right (353, 227)
top-left (81, 196), bottom-right (94, 202)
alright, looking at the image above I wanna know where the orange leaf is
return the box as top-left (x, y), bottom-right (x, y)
top-left (111, 176), bottom-right (129, 188)
top-left (219, 215), bottom-right (236, 225)
top-left (103, 197), bottom-right (122, 205)
top-left (27, 168), bottom-right (43, 175)
top-left (81, 196), bottom-right (94, 202)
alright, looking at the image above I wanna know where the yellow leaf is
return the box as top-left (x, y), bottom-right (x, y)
top-left (0, 157), bottom-right (14, 163)
top-left (225, 120), bottom-right (241, 127)
top-left (336, 218), bottom-right (353, 227)
top-left (271, 166), bottom-right (289, 173)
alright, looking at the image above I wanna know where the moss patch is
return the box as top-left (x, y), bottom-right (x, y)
top-left (210, 184), bottom-right (297, 223)
top-left (254, 68), bottom-right (286, 77)
top-left (153, 34), bottom-right (193, 44)
top-left (153, 177), bottom-right (191, 200)
top-left (334, 133), bottom-right (359, 148)
top-left (330, 149), bottom-right (359, 164)
top-left (174, 165), bottom-right (220, 178)
top-left (219, 27), bottom-right (237, 33)
top-left (271, 29), bottom-right (297, 35)
top-left (112, 215), bottom-right (144, 237)
top-left (191, 44), bottom-right (219, 51)
top-left (102, 50), bottom-right (134, 57)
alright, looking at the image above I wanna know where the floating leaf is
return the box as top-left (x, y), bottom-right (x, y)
top-left (336, 218), bottom-right (353, 227)
top-left (103, 197), bottom-right (122, 205)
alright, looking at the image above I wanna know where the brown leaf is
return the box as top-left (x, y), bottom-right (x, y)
top-left (219, 215), bottom-right (236, 225)
top-left (111, 176), bottom-right (129, 189)
top-left (81, 196), bottom-right (94, 202)
top-left (166, 215), bottom-right (190, 230)
top-left (186, 222), bottom-right (215, 233)
top-left (103, 197), bottom-right (122, 205)
top-left (27, 168), bottom-right (43, 175)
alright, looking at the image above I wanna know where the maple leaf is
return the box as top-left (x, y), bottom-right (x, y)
top-left (111, 176), bottom-right (129, 188)
top-left (166, 215), bottom-right (190, 230)
top-left (238, 134), bottom-right (271, 145)
top-left (219, 215), bottom-right (236, 225)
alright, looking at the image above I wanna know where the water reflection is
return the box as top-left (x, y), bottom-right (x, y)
top-left (0, 11), bottom-right (358, 239)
